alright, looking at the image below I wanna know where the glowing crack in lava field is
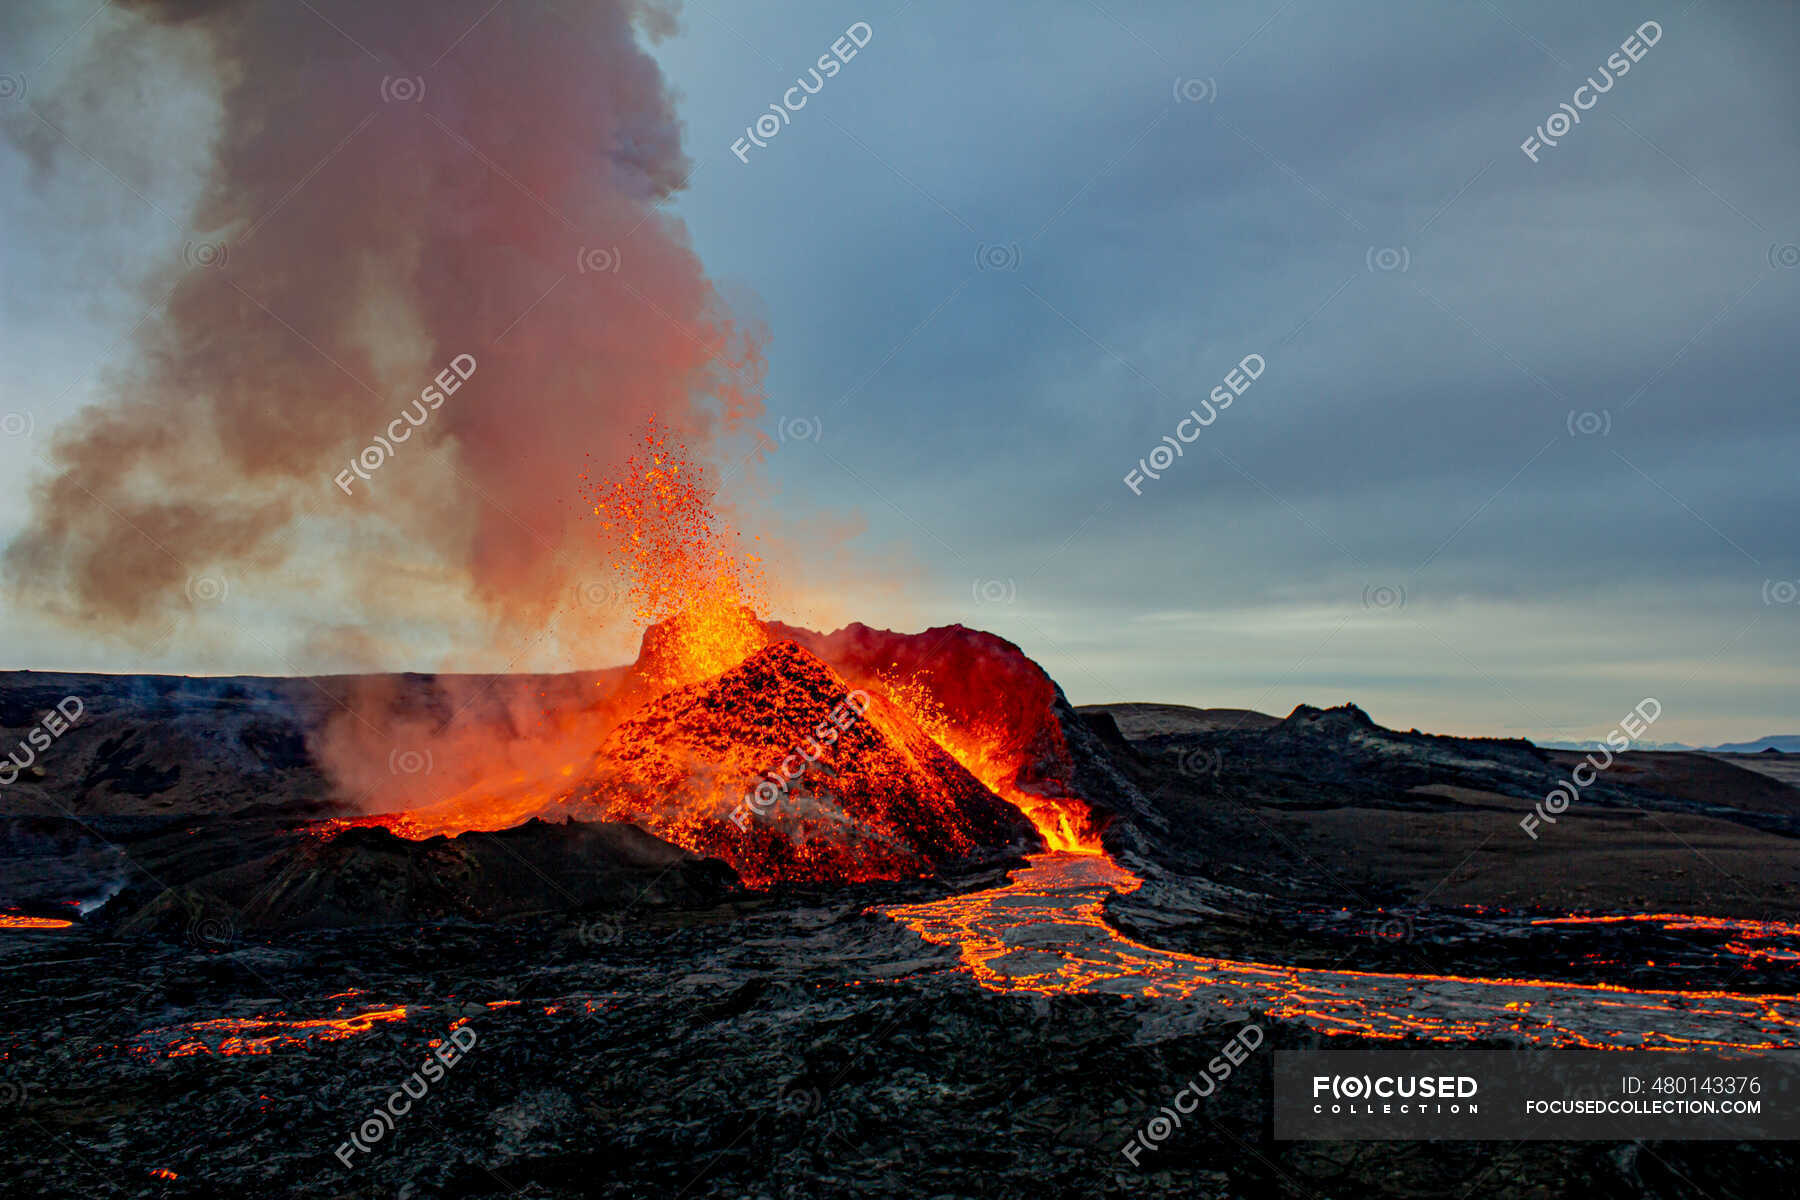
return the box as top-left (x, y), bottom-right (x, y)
top-left (7, 2), bottom-right (1800, 1196)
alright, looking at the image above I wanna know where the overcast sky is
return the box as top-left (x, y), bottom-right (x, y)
top-left (3, 0), bottom-right (1796, 744)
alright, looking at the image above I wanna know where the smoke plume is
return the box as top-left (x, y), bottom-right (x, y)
top-left (4, 0), bottom-right (764, 664)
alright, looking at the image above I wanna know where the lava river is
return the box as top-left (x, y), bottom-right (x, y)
top-left (880, 853), bottom-right (1800, 1052)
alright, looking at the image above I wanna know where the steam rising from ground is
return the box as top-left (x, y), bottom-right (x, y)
top-left (3, 0), bottom-right (764, 663)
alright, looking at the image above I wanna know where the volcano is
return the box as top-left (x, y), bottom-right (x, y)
top-left (562, 641), bottom-right (1042, 885)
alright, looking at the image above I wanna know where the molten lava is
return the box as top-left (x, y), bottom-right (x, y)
top-left (0, 914), bottom-right (73, 930)
top-left (882, 855), bottom-right (1800, 1051)
top-left (1532, 913), bottom-right (1800, 967)
top-left (874, 667), bottom-right (1100, 853)
top-left (562, 641), bottom-right (1041, 885)
top-left (582, 420), bottom-right (769, 689)
top-left (327, 423), bottom-right (1104, 885)
top-left (135, 1006), bottom-right (410, 1058)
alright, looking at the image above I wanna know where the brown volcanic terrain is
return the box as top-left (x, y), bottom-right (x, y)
top-left (1085, 702), bottom-right (1800, 971)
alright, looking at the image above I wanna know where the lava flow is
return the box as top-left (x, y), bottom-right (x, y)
top-left (133, 1007), bottom-right (411, 1058)
top-left (881, 854), bottom-right (1800, 1052)
top-left (0, 914), bottom-right (74, 930)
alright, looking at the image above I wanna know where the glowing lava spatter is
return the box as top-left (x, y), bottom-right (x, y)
top-left (324, 423), bottom-right (1100, 883)
top-left (581, 420), bottom-right (768, 688)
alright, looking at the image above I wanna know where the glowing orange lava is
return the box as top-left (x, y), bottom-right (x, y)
top-left (876, 668), bottom-right (1101, 853)
top-left (582, 419), bottom-right (768, 689)
top-left (0, 914), bottom-right (73, 930)
top-left (1533, 913), bottom-right (1800, 966)
top-left (135, 1006), bottom-right (410, 1058)
top-left (326, 423), bottom-right (1104, 884)
top-left (882, 854), bottom-right (1800, 1051)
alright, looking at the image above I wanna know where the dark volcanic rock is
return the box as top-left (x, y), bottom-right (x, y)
top-left (110, 818), bottom-right (737, 936)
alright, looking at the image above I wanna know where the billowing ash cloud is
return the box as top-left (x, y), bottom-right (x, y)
top-left (4, 0), bottom-right (764, 653)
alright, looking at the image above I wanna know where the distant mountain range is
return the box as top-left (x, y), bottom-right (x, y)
top-left (1708, 736), bottom-right (1800, 754)
top-left (1537, 735), bottom-right (1798, 754)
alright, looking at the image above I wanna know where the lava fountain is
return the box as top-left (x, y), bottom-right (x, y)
top-left (325, 423), bottom-right (1100, 885)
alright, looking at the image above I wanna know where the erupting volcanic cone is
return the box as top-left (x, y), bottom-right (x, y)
top-left (564, 642), bottom-right (1043, 885)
